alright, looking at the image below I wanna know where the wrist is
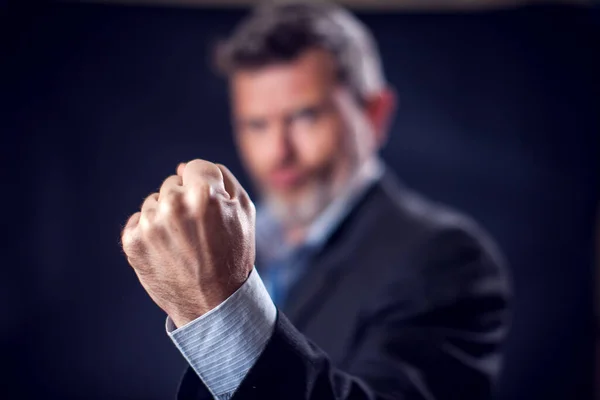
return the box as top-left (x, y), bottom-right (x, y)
top-left (169, 313), bottom-right (199, 329)
top-left (167, 268), bottom-right (253, 328)
top-left (165, 299), bottom-right (213, 329)
top-left (166, 290), bottom-right (235, 328)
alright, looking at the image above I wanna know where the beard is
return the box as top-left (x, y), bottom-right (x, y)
top-left (262, 177), bottom-right (334, 229)
top-left (261, 153), bottom-right (363, 230)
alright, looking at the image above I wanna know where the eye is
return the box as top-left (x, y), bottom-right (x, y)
top-left (241, 118), bottom-right (268, 133)
top-left (292, 107), bottom-right (320, 124)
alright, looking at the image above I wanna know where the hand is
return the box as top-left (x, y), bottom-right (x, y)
top-left (121, 160), bottom-right (256, 328)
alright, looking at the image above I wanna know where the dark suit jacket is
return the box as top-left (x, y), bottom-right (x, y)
top-left (177, 169), bottom-right (512, 400)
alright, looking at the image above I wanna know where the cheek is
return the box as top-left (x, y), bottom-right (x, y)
top-left (236, 135), bottom-right (268, 175)
top-left (294, 117), bottom-right (345, 169)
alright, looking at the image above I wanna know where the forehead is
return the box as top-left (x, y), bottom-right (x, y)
top-left (230, 49), bottom-right (338, 118)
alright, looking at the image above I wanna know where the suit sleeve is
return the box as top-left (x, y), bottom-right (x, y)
top-left (178, 226), bottom-right (511, 400)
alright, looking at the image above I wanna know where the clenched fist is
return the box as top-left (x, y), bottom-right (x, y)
top-left (121, 160), bottom-right (256, 328)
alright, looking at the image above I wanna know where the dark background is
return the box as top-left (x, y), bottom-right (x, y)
top-left (2, 1), bottom-right (599, 399)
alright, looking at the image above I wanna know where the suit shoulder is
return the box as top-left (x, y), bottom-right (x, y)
top-left (379, 176), bottom-right (505, 267)
top-left (362, 176), bottom-right (512, 301)
top-left (358, 178), bottom-right (512, 317)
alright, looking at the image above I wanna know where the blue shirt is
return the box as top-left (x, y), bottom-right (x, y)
top-left (166, 158), bottom-right (384, 399)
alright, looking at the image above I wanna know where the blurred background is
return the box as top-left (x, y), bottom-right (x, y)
top-left (1, 0), bottom-right (599, 399)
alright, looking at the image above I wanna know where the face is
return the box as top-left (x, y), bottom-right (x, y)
top-left (230, 49), bottom-right (388, 229)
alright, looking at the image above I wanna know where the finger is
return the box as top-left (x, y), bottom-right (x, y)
top-left (121, 212), bottom-right (141, 252)
top-left (177, 162), bottom-right (186, 177)
top-left (141, 193), bottom-right (159, 220)
top-left (159, 175), bottom-right (183, 199)
top-left (122, 212), bottom-right (141, 241)
top-left (182, 159), bottom-right (228, 199)
top-left (183, 160), bottom-right (221, 184)
top-left (123, 211), bottom-right (141, 232)
top-left (158, 186), bottom-right (186, 218)
top-left (215, 164), bottom-right (246, 201)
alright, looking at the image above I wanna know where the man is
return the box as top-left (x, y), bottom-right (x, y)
top-left (121, 3), bottom-right (511, 400)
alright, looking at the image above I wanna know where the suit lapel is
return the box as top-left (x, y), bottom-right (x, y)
top-left (281, 177), bottom-right (390, 331)
top-left (280, 243), bottom-right (344, 330)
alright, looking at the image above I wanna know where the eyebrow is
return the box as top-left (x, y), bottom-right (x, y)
top-left (238, 98), bottom-right (332, 123)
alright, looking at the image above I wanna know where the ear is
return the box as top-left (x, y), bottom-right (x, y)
top-left (365, 87), bottom-right (397, 149)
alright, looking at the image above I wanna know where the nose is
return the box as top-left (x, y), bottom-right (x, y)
top-left (267, 121), bottom-right (295, 166)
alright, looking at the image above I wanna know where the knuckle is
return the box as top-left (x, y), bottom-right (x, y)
top-left (161, 175), bottom-right (181, 190)
top-left (187, 202), bottom-right (208, 219)
top-left (140, 218), bottom-right (166, 242)
top-left (187, 181), bottom-right (210, 202)
top-left (248, 199), bottom-right (256, 216)
top-left (121, 229), bottom-right (141, 254)
top-left (141, 194), bottom-right (158, 210)
top-left (187, 158), bottom-right (212, 170)
top-left (138, 213), bottom-right (156, 232)
top-left (123, 212), bottom-right (140, 230)
top-left (159, 191), bottom-right (184, 216)
top-left (158, 201), bottom-right (176, 217)
top-left (144, 192), bottom-right (158, 203)
top-left (239, 192), bottom-right (254, 211)
top-left (188, 159), bottom-right (221, 179)
top-left (121, 213), bottom-right (140, 249)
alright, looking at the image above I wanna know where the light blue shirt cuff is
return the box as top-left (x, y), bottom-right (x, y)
top-left (166, 268), bottom-right (276, 400)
